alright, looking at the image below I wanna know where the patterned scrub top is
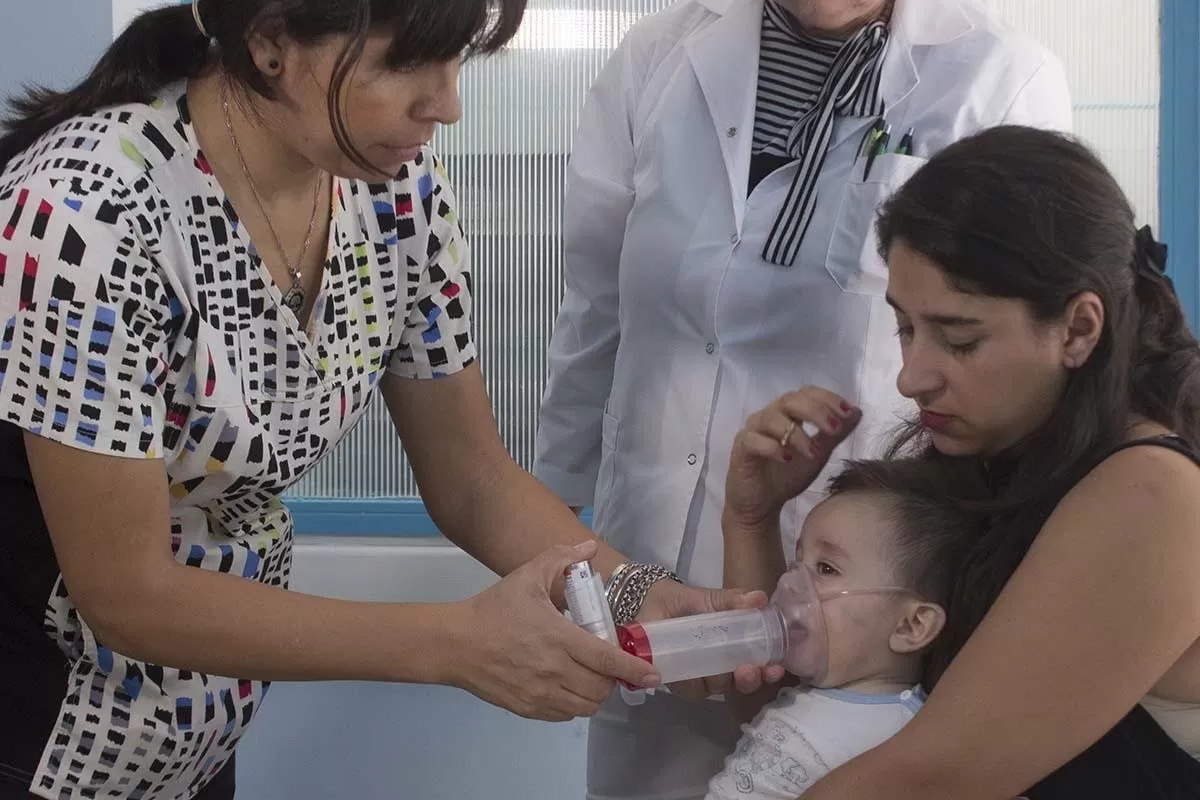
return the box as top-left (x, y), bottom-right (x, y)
top-left (0, 83), bottom-right (475, 798)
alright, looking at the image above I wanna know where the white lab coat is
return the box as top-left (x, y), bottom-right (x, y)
top-left (534, 0), bottom-right (1072, 795)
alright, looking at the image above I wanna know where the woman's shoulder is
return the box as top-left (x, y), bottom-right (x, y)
top-left (0, 86), bottom-right (196, 239)
top-left (382, 147), bottom-right (456, 208)
top-left (1099, 426), bottom-right (1200, 478)
top-left (345, 147), bottom-right (462, 246)
top-left (1064, 430), bottom-right (1200, 527)
top-left (0, 91), bottom-right (200, 314)
top-left (1107, 429), bottom-right (1200, 467)
top-left (2, 86), bottom-right (191, 189)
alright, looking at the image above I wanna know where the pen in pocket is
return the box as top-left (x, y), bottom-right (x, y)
top-left (857, 117), bottom-right (886, 161)
top-left (863, 124), bottom-right (891, 180)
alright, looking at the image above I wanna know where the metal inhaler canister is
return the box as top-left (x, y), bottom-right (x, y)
top-left (564, 560), bottom-right (618, 643)
top-left (564, 560), bottom-right (648, 705)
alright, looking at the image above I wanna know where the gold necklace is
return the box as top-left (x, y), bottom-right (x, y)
top-left (220, 80), bottom-right (323, 315)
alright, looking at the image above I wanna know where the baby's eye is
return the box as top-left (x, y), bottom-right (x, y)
top-left (816, 562), bottom-right (840, 577)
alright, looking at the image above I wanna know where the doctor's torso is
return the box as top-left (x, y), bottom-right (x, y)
top-left (584, 0), bottom-right (1071, 587)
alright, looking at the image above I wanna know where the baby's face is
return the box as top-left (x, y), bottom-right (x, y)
top-left (791, 492), bottom-right (912, 687)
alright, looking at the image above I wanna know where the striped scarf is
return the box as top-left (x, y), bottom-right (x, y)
top-left (761, 18), bottom-right (889, 266)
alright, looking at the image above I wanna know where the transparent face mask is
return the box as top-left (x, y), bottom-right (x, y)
top-left (769, 563), bottom-right (916, 686)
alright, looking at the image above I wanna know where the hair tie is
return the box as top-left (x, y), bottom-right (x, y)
top-left (1134, 225), bottom-right (1168, 277)
top-left (192, 0), bottom-right (210, 39)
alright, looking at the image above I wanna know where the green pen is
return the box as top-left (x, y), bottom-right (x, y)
top-left (858, 117), bottom-right (885, 160)
top-left (895, 127), bottom-right (915, 156)
top-left (863, 124), bottom-right (891, 180)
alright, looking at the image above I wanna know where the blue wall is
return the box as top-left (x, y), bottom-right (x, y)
top-left (0, 1), bottom-right (110, 101)
top-left (1161, 0), bottom-right (1200, 327)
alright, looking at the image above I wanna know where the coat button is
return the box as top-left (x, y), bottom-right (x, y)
top-left (687, 454), bottom-right (698, 466)
top-left (726, 127), bottom-right (738, 138)
top-left (729, 234), bottom-right (739, 245)
top-left (705, 343), bottom-right (715, 354)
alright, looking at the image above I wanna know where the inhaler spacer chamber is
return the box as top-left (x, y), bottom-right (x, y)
top-left (615, 564), bottom-right (832, 686)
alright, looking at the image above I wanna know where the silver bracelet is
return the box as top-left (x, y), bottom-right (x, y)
top-left (604, 562), bottom-right (635, 611)
top-left (605, 562), bottom-right (680, 625)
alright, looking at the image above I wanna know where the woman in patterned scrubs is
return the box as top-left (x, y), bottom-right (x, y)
top-left (0, 2), bottom-right (757, 798)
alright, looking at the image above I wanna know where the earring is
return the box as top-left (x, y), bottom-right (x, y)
top-left (268, 59), bottom-right (280, 71)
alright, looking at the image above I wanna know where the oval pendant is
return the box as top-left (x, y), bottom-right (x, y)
top-left (282, 286), bottom-right (305, 314)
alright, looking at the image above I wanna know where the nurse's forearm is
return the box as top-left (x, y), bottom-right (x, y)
top-left (432, 457), bottom-right (631, 592)
top-left (87, 561), bottom-right (463, 685)
top-left (384, 368), bottom-right (633, 591)
top-left (722, 511), bottom-right (787, 594)
top-left (24, 428), bottom-right (464, 687)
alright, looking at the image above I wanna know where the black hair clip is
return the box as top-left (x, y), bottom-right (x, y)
top-left (1134, 225), bottom-right (1168, 277)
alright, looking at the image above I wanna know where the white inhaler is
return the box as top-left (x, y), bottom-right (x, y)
top-left (564, 560), bottom-right (649, 705)
top-left (563, 560), bottom-right (618, 643)
top-left (615, 564), bottom-right (832, 686)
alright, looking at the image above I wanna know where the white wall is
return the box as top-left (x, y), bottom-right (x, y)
top-left (233, 539), bottom-right (590, 800)
top-left (992, 0), bottom-right (1160, 225)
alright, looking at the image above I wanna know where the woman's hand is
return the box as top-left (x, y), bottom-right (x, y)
top-left (725, 387), bottom-right (861, 529)
top-left (444, 541), bottom-right (660, 722)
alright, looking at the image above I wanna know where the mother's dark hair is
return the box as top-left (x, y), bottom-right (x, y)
top-left (875, 125), bottom-right (1200, 684)
top-left (0, 0), bottom-right (525, 173)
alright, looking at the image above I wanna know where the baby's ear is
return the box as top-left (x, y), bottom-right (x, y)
top-left (890, 600), bottom-right (946, 655)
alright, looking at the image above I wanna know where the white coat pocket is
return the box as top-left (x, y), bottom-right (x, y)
top-left (825, 153), bottom-right (928, 296)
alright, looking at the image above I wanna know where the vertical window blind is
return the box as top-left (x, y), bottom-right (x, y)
top-left (990, 0), bottom-right (1160, 226)
top-left (290, 0), bottom-right (1162, 500)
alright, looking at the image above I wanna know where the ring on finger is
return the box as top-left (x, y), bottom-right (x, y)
top-left (780, 420), bottom-right (797, 448)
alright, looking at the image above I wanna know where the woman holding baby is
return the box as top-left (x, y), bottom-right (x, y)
top-left (716, 126), bottom-right (1200, 799)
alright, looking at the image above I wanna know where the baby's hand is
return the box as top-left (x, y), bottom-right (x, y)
top-left (731, 662), bottom-right (788, 695)
top-left (725, 387), bottom-right (861, 529)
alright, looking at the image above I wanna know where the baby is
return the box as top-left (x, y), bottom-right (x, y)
top-left (706, 457), bottom-right (988, 800)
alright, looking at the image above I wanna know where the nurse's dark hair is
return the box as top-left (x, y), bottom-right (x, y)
top-left (0, 0), bottom-right (526, 173)
top-left (826, 457), bottom-right (991, 689)
top-left (874, 124), bottom-right (1200, 688)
